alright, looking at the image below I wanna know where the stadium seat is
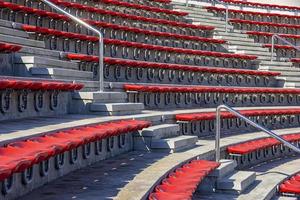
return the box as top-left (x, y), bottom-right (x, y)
top-left (0, 79), bottom-right (84, 91)
top-left (0, 42), bottom-right (22, 53)
top-left (0, 119), bottom-right (151, 181)
top-left (279, 172), bottom-right (300, 195)
top-left (148, 160), bottom-right (220, 200)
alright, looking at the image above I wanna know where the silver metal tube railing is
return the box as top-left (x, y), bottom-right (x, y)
top-left (215, 105), bottom-right (300, 162)
top-left (185, 0), bottom-right (229, 32)
top-left (40, 0), bottom-right (104, 92)
top-left (271, 34), bottom-right (300, 63)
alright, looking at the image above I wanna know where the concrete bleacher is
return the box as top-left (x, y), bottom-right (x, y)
top-left (0, 0), bottom-right (300, 199)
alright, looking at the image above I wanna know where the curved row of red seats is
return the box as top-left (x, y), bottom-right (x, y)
top-left (49, 0), bottom-right (213, 30)
top-left (148, 160), bottom-right (220, 200)
top-left (0, 42), bottom-right (22, 53)
top-left (64, 47), bottom-right (256, 60)
top-left (263, 44), bottom-right (296, 50)
top-left (0, 119), bottom-right (151, 181)
top-left (104, 57), bottom-right (280, 76)
top-left (124, 84), bottom-right (300, 95)
top-left (227, 133), bottom-right (300, 154)
top-left (279, 172), bottom-right (300, 195)
top-left (0, 78), bottom-right (84, 91)
top-left (175, 108), bottom-right (300, 121)
top-left (230, 19), bottom-right (300, 29)
top-left (222, 0), bottom-right (300, 11)
top-left (20, 24), bottom-right (225, 44)
top-left (246, 31), bottom-right (300, 39)
top-left (205, 6), bottom-right (300, 20)
top-left (100, 0), bottom-right (188, 16)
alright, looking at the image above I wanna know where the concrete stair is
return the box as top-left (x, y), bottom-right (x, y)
top-left (216, 171), bottom-right (256, 194)
top-left (134, 124), bottom-right (198, 152)
top-left (71, 91), bottom-right (144, 116)
top-left (198, 159), bottom-right (256, 195)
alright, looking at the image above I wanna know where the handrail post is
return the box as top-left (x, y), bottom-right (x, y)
top-left (215, 105), bottom-right (300, 162)
top-left (40, 0), bottom-right (104, 92)
top-left (215, 106), bottom-right (222, 162)
top-left (225, 4), bottom-right (229, 33)
top-left (271, 34), bottom-right (275, 62)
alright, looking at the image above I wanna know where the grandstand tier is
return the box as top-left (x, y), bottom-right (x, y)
top-left (0, 0), bottom-right (300, 199)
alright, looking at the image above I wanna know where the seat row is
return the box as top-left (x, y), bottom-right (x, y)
top-left (0, 78), bottom-right (84, 91)
top-left (176, 109), bottom-right (300, 122)
top-left (279, 172), bottom-right (300, 196)
top-left (227, 133), bottom-right (300, 155)
top-left (124, 84), bottom-right (300, 109)
top-left (206, 6), bottom-right (300, 24)
top-left (0, 119), bottom-right (151, 182)
top-left (45, 0), bottom-right (213, 31)
top-left (0, 42), bottom-right (22, 53)
top-left (246, 31), bottom-right (300, 46)
top-left (176, 108), bottom-right (300, 137)
top-left (148, 160), bottom-right (220, 200)
top-left (63, 49), bottom-right (256, 70)
top-left (100, 0), bottom-right (188, 16)
top-left (229, 19), bottom-right (300, 35)
top-left (222, 0), bottom-right (300, 11)
top-left (226, 133), bottom-right (300, 169)
top-left (20, 24), bottom-right (226, 53)
top-left (0, 1), bottom-right (209, 37)
top-left (56, 56), bottom-right (278, 87)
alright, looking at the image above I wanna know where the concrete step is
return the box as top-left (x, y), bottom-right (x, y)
top-left (72, 91), bottom-right (127, 103)
top-left (209, 159), bottom-right (237, 179)
top-left (18, 46), bottom-right (61, 58)
top-left (259, 60), bottom-right (293, 67)
top-left (0, 33), bottom-right (44, 48)
top-left (90, 102), bottom-right (144, 116)
top-left (215, 35), bottom-right (254, 43)
top-left (137, 124), bottom-right (180, 139)
top-left (30, 67), bottom-right (93, 81)
top-left (227, 40), bottom-right (263, 47)
top-left (228, 45), bottom-right (269, 52)
top-left (232, 50), bottom-right (273, 57)
top-left (215, 31), bottom-right (249, 38)
top-left (15, 56), bottom-right (79, 70)
top-left (188, 17), bottom-right (227, 26)
top-left (216, 171), bottom-right (256, 194)
top-left (273, 196), bottom-right (299, 200)
top-left (192, 21), bottom-right (234, 29)
top-left (261, 66), bottom-right (300, 73)
top-left (185, 13), bottom-right (221, 21)
top-left (0, 26), bottom-right (28, 38)
top-left (151, 135), bottom-right (198, 153)
top-left (173, 5), bottom-right (211, 13)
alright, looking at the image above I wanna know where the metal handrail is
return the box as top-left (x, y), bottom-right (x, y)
top-left (271, 34), bottom-right (300, 62)
top-left (185, 0), bottom-right (229, 32)
top-left (215, 105), bottom-right (300, 162)
top-left (40, 0), bottom-right (104, 92)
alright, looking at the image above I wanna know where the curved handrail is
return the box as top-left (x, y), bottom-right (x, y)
top-left (215, 105), bottom-right (300, 162)
top-left (271, 34), bottom-right (300, 62)
top-left (39, 0), bottom-right (104, 92)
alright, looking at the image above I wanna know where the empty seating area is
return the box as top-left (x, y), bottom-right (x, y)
top-left (148, 160), bottom-right (220, 200)
top-left (176, 108), bottom-right (300, 136)
top-left (0, 119), bottom-right (151, 196)
top-left (124, 84), bottom-right (300, 109)
top-left (203, 2), bottom-right (300, 62)
top-left (227, 133), bottom-right (300, 168)
top-left (0, 0), bottom-right (300, 199)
